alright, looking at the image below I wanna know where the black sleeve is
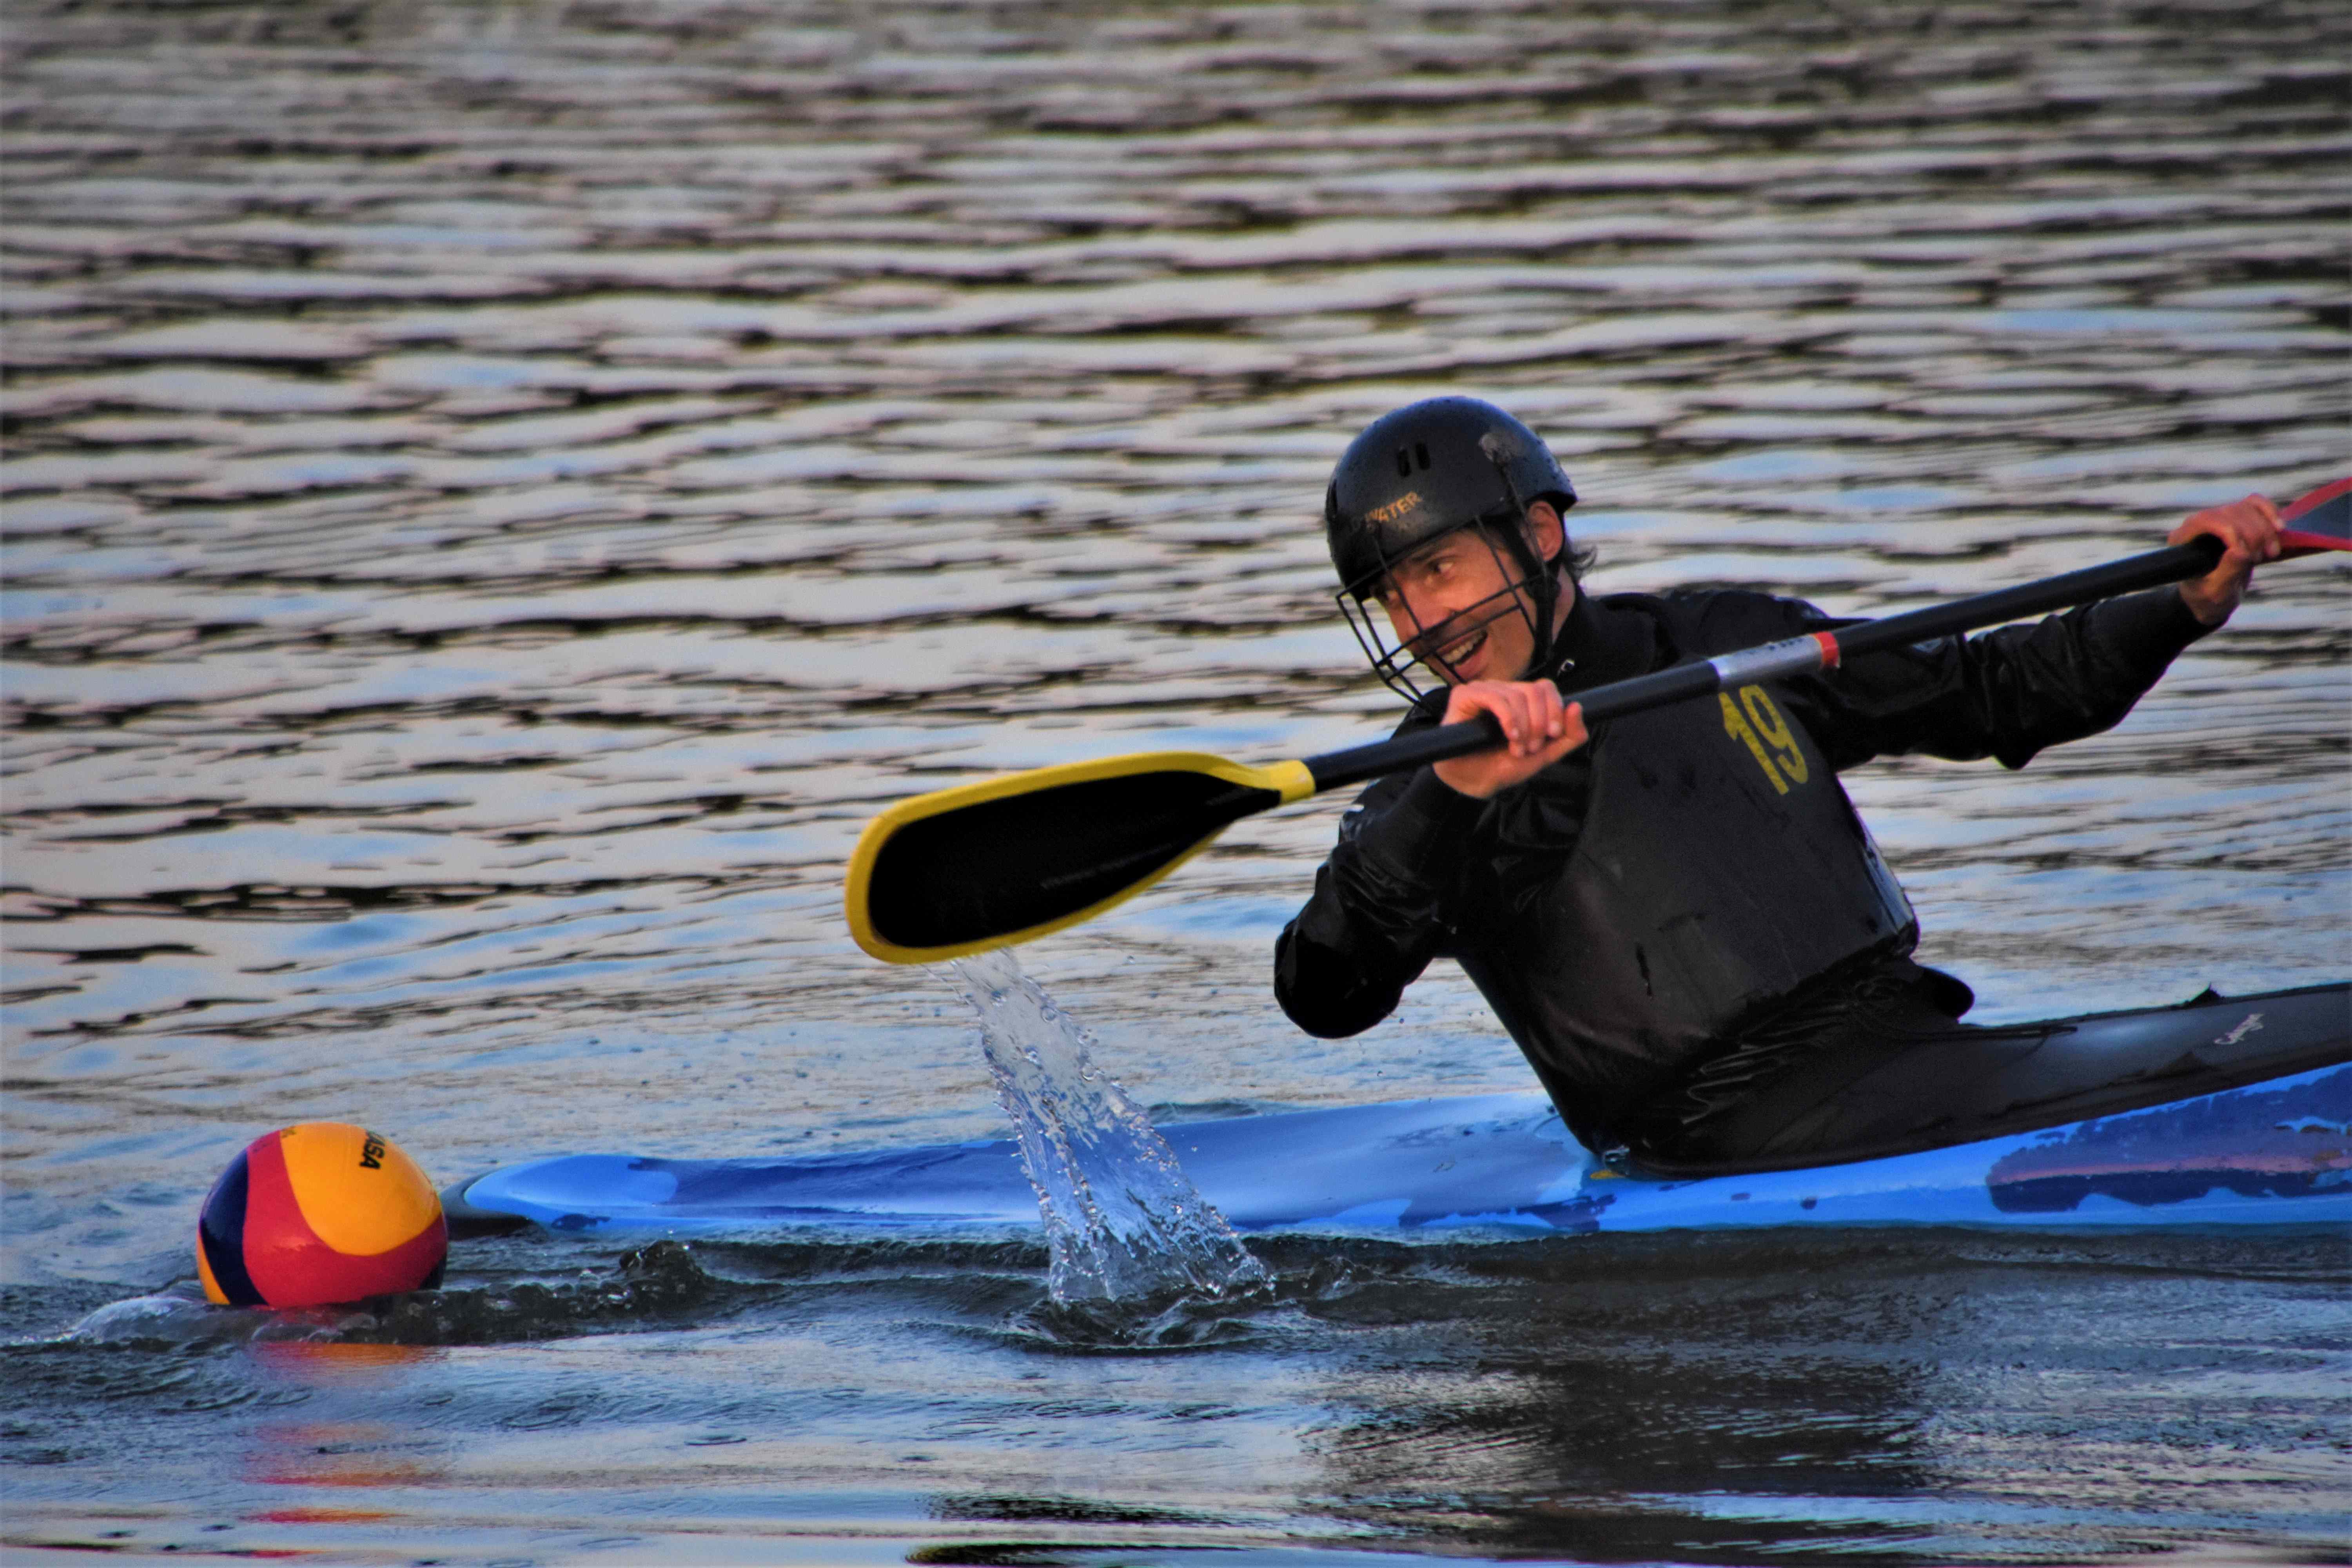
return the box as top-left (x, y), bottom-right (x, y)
top-left (1769, 586), bottom-right (2214, 772)
top-left (1274, 749), bottom-right (1485, 1040)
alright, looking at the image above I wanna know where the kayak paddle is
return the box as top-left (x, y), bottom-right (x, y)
top-left (846, 478), bottom-right (2350, 964)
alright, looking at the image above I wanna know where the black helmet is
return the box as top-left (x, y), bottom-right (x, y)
top-left (1323, 397), bottom-right (1578, 699)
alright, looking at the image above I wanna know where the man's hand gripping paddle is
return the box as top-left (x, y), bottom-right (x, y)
top-left (846, 479), bottom-right (2351, 964)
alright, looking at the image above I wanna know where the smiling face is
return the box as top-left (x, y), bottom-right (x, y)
top-left (1374, 503), bottom-right (1569, 685)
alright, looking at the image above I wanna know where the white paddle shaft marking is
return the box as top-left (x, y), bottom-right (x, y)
top-left (1704, 632), bottom-right (1839, 689)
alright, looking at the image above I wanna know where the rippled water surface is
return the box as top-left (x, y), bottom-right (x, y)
top-left (4, 1), bottom-right (2348, 1562)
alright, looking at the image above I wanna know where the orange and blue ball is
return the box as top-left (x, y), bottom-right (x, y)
top-left (196, 1123), bottom-right (447, 1308)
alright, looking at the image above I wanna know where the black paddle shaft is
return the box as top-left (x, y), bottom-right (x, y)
top-left (1300, 535), bottom-right (2224, 794)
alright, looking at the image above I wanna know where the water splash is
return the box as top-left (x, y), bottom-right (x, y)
top-left (949, 949), bottom-right (1270, 1307)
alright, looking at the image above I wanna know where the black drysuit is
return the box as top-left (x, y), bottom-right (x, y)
top-left (1274, 583), bottom-right (2212, 1165)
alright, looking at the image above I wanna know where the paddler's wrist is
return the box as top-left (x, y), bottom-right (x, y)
top-left (2108, 583), bottom-right (2218, 652)
top-left (1349, 768), bottom-right (1486, 880)
top-left (2172, 579), bottom-right (2234, 629)
top-left (1403, 766), bottom-right (1490, 820)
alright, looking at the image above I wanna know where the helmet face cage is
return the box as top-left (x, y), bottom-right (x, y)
top-left (1323, 397), bottom-right (1578, 701)
top-left (1335, 514), bottom-right (1552, 702)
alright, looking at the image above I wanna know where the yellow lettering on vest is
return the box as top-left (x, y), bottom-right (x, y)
top-left (1741, 685), bottom-right (1809, 785)
top-left (1720, 691), bottom-right (1788, 794)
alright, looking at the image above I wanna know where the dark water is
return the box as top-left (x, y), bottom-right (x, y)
top-left (4, 1), bottom-right (2347, 1562)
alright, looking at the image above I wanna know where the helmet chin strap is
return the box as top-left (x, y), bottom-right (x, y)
top-left (1524, 559), bottom-right (1568, 681)
top-left (1483, 449), bottom-right (1568, 681)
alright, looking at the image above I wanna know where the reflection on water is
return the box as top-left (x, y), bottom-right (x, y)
top-left (3, 0), bottom-right (2347, 1562)
top-left (11, 1229), bottom-right (2345, 1563)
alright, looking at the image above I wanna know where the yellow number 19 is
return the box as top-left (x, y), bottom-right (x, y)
top-left (1720, 684), bottom-right (1810, 794)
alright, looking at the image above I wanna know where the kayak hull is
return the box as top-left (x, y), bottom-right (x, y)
top-left (449, 986), bottom-right (2352, 1238)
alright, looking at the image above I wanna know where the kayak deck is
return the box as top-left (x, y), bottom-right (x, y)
top-left (449, 983), bottom-right (2351, 1238)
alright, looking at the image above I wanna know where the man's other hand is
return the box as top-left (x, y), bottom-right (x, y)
top-left (1432, 680), bottom-right (1587, 799)
top-left (2172, 494), bottom-right (2283, 627)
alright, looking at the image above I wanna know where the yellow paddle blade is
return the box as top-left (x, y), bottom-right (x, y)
top-left (845, 751), bottom-right (1316, 964)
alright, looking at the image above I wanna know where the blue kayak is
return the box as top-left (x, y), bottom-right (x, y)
top-left (447, 982), bottom-right (2350, 1238)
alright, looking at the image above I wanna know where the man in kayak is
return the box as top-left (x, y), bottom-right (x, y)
top-left (1274, 396), bottom-right (2285, 1172)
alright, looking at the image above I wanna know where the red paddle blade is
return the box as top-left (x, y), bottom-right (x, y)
top-left (2279, 475), bottom-right (2351, 555)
